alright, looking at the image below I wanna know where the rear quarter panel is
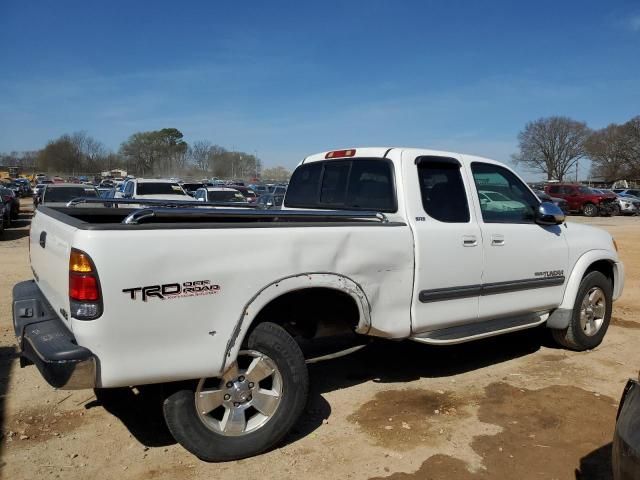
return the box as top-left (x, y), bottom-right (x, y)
top-left (71, 223), bottom-right (414, 387)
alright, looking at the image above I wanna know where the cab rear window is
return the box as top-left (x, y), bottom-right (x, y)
top-left (285, 158), bottom-right (396, 212)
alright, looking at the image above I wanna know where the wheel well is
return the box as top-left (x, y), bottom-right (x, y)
top-left (584, 260), bottom-right (614, 286)
top-left (248, 287), bottom-right (361, 340)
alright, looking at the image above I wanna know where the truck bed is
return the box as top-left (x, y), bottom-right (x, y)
top-left (39, 206), bottom-right (401, 230)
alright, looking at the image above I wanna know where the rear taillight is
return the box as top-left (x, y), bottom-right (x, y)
top-left (69, 249), bottom-right (103, 320)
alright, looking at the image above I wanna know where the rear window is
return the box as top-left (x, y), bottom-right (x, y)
top-left (181, 183), bottom-right (204, 191)
top-left (137, 183), bottom-right (186, 195)
top-left (44, 187), bottom-right (97, 202)
top-left (285, 159), bottom-right (395, 212)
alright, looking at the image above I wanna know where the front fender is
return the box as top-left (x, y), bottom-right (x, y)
top-left (547, 250), bottom-right (622, 330)
top-left (559, 249), bottom-right (623, 310)
top-left (221, 272), bottom-right (372, 372)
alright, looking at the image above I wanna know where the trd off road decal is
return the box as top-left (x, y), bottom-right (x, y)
top-left (123, 280), bottom-right (220, 301)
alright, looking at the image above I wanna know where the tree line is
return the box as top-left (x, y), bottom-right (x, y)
top-left (0, 128), bottom-right (292, 182)
top-left (514, 115), bottom-right (640, 182)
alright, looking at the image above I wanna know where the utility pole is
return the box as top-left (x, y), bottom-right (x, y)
top-left (576, 159), bottom-right (579, 183)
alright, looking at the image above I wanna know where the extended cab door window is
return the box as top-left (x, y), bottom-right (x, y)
top-left (418, 160), bottom-right (470, 223)
top-left (471, 163), bottom-right (538, 223)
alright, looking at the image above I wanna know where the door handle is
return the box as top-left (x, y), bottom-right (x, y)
top-left (462, 235), bottom-right (478, 247)
top-left (491, 234), bottom-right (505, 246)
top-left (39, 231), bottom-right (47, 248)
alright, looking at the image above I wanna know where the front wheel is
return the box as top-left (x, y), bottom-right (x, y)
top-left (582, 203), bottom-right (598, 217)
top-left (163, 322), bottom-right (309, 461)
top-left (551, 271), bottom-right (612, 351)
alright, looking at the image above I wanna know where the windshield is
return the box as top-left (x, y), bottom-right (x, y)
top-left (44, 187), bottom-right (97, 202)
top-left (578, 186), bottom-right (594, 194)
top-left (208, 190), bottom-right (247, 202)
top-left (137, 183), bottom-right (186, 195)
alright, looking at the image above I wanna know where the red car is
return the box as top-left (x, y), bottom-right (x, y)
top-left (544, 184), bottom-right (618, 217)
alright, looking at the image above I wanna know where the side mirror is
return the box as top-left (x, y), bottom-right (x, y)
top-left (536, 202), bottom-right (565, 226)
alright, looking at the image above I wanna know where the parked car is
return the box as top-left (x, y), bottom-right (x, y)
top-left (251, 185), bottom-right (269, 195)
top-left (478, 190), bottom-right (527, 212)
top-left (613, 188), bottom-right (640, 198)
top-left (534, 190), bottom-right (569, 214)
top-left (96, 187), bottom-right (113, 198)
top-left (229, 185), bottom-right (258, 203)
top-left (118, 178), bottom-right (194, 202)
top-left (594, 189), bottom-right (640, 216)
top-left (256, 193), bottom-right (284, 209)
top-left (194, 187), bottom-right (250, 204)
top-left (269, 185), bottom-right (287, 195)
top-left (38, 184), bottom-right (100, 207)
top-left (0, 187), bottom-right (20, 222)
top-left (613, 375), bottom-right (640, 479)
top-left (14, 178), bottom-right (33, 197)
top-left (545, 184), bottom-right (618, 217)
top-left (14, 147), bottom-right (625, 461)
top-left (180, 182), bottom-right (207, 197)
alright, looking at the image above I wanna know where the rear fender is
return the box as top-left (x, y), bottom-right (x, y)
top-left (221, 273), bottom-right (371, 371)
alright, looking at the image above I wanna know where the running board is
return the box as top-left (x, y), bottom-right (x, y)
top-left (410, 312), bottom-right (549, 345)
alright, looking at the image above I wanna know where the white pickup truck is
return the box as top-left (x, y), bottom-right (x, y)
top-left (13, 147), bottom-right (624, 461)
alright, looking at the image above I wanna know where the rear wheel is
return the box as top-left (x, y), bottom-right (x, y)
top-left (163, 322), bottom-right (308, 461)
top-left (551, 271), bottom-right (612, 350)
top-left (582, 203), bottom-right (598, 217)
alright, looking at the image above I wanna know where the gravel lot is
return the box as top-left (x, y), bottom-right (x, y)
top-left (1, 200), bottom-right (639, 480)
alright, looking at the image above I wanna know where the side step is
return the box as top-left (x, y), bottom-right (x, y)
top-left (410, 312), bottom-right (549, 345)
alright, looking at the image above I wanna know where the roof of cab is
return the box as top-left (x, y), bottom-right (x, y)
top-left (301, 147), bottom-right (503, 168)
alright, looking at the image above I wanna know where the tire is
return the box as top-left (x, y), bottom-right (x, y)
top-left (551, 271), bottom-right (612, 351)
top-left (582, 203), bottom-right (598, 217)
top-left (163, 322), bottom-right (309, 461)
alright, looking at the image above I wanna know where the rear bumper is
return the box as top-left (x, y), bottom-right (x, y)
top-left (613, 379), bottom-right (640, 480)
top-left (13, 280), bottom-right (96, 390)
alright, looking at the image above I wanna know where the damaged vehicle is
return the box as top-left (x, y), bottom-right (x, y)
top-left (13, 147), bottom-right (624, 461)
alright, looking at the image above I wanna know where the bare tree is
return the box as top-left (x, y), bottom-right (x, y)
top-left (189, 140), bottom-right (213, 173)
top-left (513, 116), bottom-right (591, 181)
top-left (262, 166), bottom-right (291, 182)
top-left (586, 116), bottom-right (640, 181)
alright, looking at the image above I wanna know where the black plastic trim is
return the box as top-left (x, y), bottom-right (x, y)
top-left (415, 155), bottom-right (461, 166)
top-left (419, 285), bottom-right (481, 302)
top-left (13, 280), bottom-right (96, 388)
top-left (420, 276), bottom-right (566, 303)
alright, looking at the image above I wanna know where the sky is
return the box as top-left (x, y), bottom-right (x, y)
top-left (1, 0), bottom-right (639, 179)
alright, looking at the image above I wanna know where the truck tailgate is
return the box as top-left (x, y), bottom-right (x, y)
top-left (29, 208), bottom-right (77, 329)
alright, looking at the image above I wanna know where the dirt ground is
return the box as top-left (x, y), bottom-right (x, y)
top-left (1, 200), bottom-right (639, 480)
